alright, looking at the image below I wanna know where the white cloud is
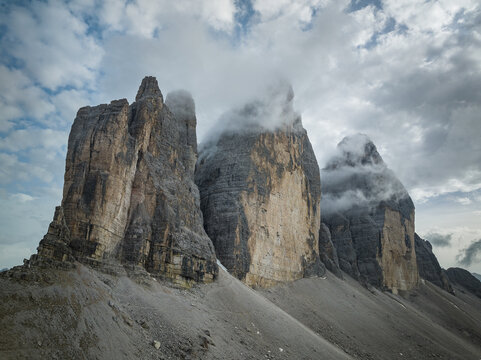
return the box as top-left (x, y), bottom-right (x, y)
top-left (0, 0), bottom-right (103, 90)
top-left (10, 193), bottom-right (35, 203)
top-left (1, 0), bottom-right (481, 272)
top-left (0, 188), bottom-right (62, 269)
top-left (99, 0), bottom-right (236, 37)
top-left (0, 128), bottom-right (68, 152)
top-left (0, 65), bottom-right (55, 130)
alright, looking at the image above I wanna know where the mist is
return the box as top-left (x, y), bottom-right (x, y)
top-left (423, 232), bottom-right (453, 248)
top-left (198, 78), bottom-right (302, 160)
top-left (321, 134), bottom-right (411, 216)
top-left (457, 239), bottom-right (481, 267)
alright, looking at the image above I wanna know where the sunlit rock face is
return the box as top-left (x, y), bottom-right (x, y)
top-left (321, 134), bottom-right (419, 292)
top-left (35, 76), bottom-right (218, 285)
top-left (414, 233), bottom-right (453, 294)
top-left (195, 83), bottom-right (323, 288)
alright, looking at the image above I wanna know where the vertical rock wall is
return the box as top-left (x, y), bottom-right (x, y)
top-left (196, 86), bottom-right (323, 288)
top-left (414, 233), bottom-right (453, 293)
top-left (322, 134), bottom-right (419, 292)
top-left (36, 77), bottom-right (217, 285)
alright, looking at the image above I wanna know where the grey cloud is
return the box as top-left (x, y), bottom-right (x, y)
top-left (424, 232), bottom-right (453, 248)
top-left (321, 134), bottom-right (411, 215)
top-left (457, 239), bottom-right (481, 266)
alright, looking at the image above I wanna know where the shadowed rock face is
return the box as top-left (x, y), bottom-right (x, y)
top-left (446, 267), bottom-right (481, 298)
top-left (322, 134), bottom-right (418, 292)
top-left (414, 233), bottom-right (453, 294)
top-left (34, 76), bottom-right (217, 285)
top-left (319, 223), bottom-right (343, 278)
top-left (195, 84), bottom-right (323, 288)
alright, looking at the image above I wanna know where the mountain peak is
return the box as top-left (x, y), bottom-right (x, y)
top-left (333, 133), bottom-right (384, 167)
top-left (136, 76), bottom-right (163, 102)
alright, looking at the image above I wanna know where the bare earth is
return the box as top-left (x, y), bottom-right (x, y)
top-left (1, 264), bottom-right (480, 360)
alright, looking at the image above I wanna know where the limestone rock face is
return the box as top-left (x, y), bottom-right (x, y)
top-left (322, 134), bottom-right (419, 292)
top-left (446, 267), bottom-right (481, 298)
top-left (319, 223), bottom-right (343, 278)
top-left (36, 206), bottom-right (73, 262)
top-left (414, 233), bottom-right (453, 293)
top-left (35, 76), bottom-right (217, 284)
top-left (195, 84), bottom-right (323, 288)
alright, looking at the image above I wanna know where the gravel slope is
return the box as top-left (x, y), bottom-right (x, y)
top-left (1, 263), bottom-right (480, 359)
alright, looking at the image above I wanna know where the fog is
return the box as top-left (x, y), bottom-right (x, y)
top-left (321, 134), bottom-right (410, 215)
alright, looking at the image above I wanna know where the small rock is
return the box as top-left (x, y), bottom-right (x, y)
top-left (37, 340), bottom-right (42, 347)
top-left (153, 340), bottom-right (161, 349)
top-left (139, 320), bottom-right (150, 329)
top-left (279, 348), bottom-right (284, 352)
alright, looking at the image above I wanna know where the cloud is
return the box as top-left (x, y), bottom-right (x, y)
top-left (0, 0), bottom-right (103, 90)
top-left (0, 65), bottom-right (55, 131)
top-left (424, 232), bottom-right (453, 247)
top-left (320, 134), bottom-right (411, 215)
top-left (99, 0), bottom-right (236, 37)
top-left (457, 239), bottom-right (481, 266)
top-left (0, 0), bottom-right (480, 273)
top-left (0, 188), bottom-right (62, 268)
top-left (0, 128), bottom-right (68, 152)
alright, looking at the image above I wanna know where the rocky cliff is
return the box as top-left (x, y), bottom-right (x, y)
top-left (447, 267), bottom-right (481, 298)
top-left (195, 83), bottom-right (323, 288)
top-left (33, 76), bottom-right (217, 285)
top-left (319, 223), bottom-right (343, 278)
top-left (321, 134), bottom-right (418, 292)
top-left (414, 233), bottom-right (453, 293)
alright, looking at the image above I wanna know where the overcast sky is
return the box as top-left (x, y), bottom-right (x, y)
top-left (0, 0), bottom-right (480, 273)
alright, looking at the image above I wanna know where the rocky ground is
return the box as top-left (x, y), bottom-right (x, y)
top-left (1, 264), bottom-right (481, 360)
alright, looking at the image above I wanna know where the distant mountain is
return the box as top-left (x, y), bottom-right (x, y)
top-left (321, 134), bottom-right (418, 293)
top-left (472, 272), bottom-right (481, 282)
top-left (447, 268), bottom-right (481, 298)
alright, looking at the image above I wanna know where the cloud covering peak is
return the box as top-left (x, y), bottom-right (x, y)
top-left (321, 133), bottom-right (411, 215)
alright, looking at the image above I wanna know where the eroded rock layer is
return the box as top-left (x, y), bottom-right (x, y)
top-left (195, 85), bottom-right (323, 288)
top-left (414, 233), bottom-right (453, 293)
top-left (322, 134), bottom-right (419, 292)
top-left (35, 77), bottom-right (217, 284)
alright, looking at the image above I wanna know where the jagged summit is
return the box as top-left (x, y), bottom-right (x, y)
top-left (322, 134), bottom-right (411, 215)
top-left (196, 84), bottom-right (323, 288)
top-left (135, 76), bottom-right (163, 102)
top-left (32, 76), bottom-right (217, 285)
top-left (327, 133), bottom-right (384, 169)
top-left (204, 80), bottom-right (302, 143)
top-left (321, 135), bottom-right (418, 292)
